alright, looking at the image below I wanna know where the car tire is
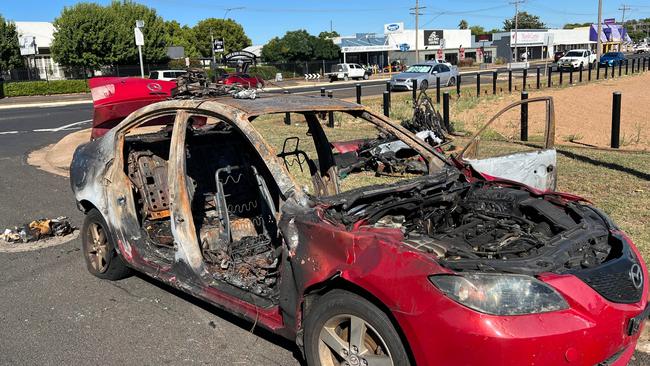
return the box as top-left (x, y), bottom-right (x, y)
top-left (344, 75), bottom-right (349, 82)
top-left (363, 74), bottom-right (369, 80)
top-left (420, 80), bottom-right (429, 90)
top-left (82, 208), bottom-right (132, 280)
top-left (303, 289), bottom-right (410, 366)
top-left (448, 77), bottom-right (456, 86)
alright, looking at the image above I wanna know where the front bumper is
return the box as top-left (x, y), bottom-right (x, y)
top-left (390, 81), bottom-right (413, 90)
top-left (397, 273), bottom-right (648, 366)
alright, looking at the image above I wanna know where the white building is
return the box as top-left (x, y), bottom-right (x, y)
top-left (14, 22), bottom-right (66, 80)
top-left (336, 24), bottom-right (493, 67)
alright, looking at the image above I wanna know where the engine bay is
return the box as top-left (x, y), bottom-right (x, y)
top-left (323, 172), bottom-right (619, 275)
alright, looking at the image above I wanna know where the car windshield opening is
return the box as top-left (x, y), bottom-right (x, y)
top-left (251, 110), bottom-right (444, 197)
top-left (404, 65), bottom-right (432, 73)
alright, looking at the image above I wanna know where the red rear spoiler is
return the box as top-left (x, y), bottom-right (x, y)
top-left (89, 77), bottom-right (176, 139)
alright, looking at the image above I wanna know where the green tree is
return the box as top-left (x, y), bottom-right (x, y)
top-left (469, 25), bottom-right (486, 35)
top-left (193, 18), bottom-right (251, 57)
top-left (260, 37), bottom-right (285, 62)
top-left (563, 22), bottom-right (591, 29)
top-left (0, 15), bottom-right (22, 72)
top-left (503, 12), bottom-right (545, 30)
top-left (51, 3), bottom-right (114, 69)
top-left (488, 28), bottom-right (502, 34)
top-left (458, 19), bottom-right (469, 30)
top-left (164, 20), bottom-right (199, 58)
top-left (261, 30), bottom-right (340, 62)
top-left (318, 31), bottom-right (340, 39)
top-left (107, 1), bottom-right (168, 65)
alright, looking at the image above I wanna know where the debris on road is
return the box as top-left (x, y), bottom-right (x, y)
top-left (1, 217), bottom-right (75, 243)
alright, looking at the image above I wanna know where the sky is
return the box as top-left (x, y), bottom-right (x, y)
top-left (2, 0), bottom-right (650, 44)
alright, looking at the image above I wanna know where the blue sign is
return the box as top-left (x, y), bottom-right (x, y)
top-left (399, 43), bottom-right (410, 52)
top-left (387, 24), bottom-right (401, 32)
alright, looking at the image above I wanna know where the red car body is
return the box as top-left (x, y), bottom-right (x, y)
top-left (220, 73), bottom-right (264, 88)
top-left (88, 77), bottom-right (176, 139)
top-left (75, 83), bottom-right (649, 366)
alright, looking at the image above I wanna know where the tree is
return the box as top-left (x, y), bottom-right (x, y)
top-left (107, 1), bottom-right (168, 65)
top-left (164, 20), bottom-right (200, 58)
top-left (260, 29), bottom-right (340, 62)
top-left (193, 18), bottom-right (251, 57)
top-left (563, 22), bottom-right (591, 29)
top-left (0, 15), bottom-right (22, 72)
top-left (51, 3), bottom-right (115, 69)
top-left (318, 31), bottom-right (340, 39)
top-left (458, 19), bottom-right (469, 30)
top-left (469, 25), bottom-right (486, 35)
top-left (503, 12), bottom-right (545, 30)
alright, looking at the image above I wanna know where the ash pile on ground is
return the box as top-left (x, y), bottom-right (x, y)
top-left (1, 217), bottom-right (75, 243)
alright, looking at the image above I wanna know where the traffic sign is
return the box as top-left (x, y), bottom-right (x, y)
top-left (134, 27), bottom-right (144, 46)
top-left (459, 47), bottom-right (466, 61)
top-left (213, 38), bottom-right (225, 53)
top-left (437, 48), bottom-right (443, 60)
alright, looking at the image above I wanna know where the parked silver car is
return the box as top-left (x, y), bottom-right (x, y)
top-left (390, 62), bottom-right (458, 91)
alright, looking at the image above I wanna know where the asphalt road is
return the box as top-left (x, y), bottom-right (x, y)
top-left (2, 84), bottom-right (650, 364)
top-left (0, 105), bottom-right (301, 365)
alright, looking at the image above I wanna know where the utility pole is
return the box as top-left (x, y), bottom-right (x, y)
top-left (618, 4), bottom-right (631, 23)
top-left (410, 0), bottom-right (426, 63)
top-left (597, 0), bottom-right (603, 60)
top-left (510, 0), bottom-right (525, 62)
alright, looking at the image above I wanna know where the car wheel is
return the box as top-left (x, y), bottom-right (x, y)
top-left (344, 75), bottom-right (349, 82)
top-left (448, 77), bottom-right (456, 86)
top-left (363, 74), bottom-right (369, 80)
top-left (420, 80), bottom-right (428, 90)
top-left (82, 208), bottom-right (132, 280)
top-left (303, 290), bottom-right (410, 366)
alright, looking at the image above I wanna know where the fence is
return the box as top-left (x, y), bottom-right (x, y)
top-left (291, 54), bottom-right (650, 150)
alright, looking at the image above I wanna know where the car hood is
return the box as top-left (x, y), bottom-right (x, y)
top-left (393, 72), bottom-right (427, 80)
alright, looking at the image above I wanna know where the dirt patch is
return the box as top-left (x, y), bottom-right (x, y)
top-left (453, 73), bottom-right (650, 150)
top-left (28, 128), bottom-right (91, 177)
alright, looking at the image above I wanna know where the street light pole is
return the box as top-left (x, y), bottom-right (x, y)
top-left (597, 0), bottom-right (603, 60)
top-left (510, 0), bottom-right (524, 62)
top-left (410, 1), bottom-right (425, 63)
top-left (134, 20), bottom-right (145, 78)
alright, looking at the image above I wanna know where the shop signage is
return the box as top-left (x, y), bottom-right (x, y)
top-left (424, 30), bottom-right (444, 46)
top-left (511, 31), bottom-right (546, 45)
top-left (384, 22), bottom-right (404, 34)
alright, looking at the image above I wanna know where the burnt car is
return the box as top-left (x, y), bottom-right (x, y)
top-left (70, 91), bottom-right (648, 366)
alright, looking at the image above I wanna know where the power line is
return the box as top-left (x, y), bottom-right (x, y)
top-left (619, 4), bottom-right (632, 23)
top-left (410, 0), bottom-right (426, 62)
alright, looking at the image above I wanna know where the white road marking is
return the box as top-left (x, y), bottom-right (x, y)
top-left (0, 131), bottom-right (20, 135)
top-left (33, 119), bottom-right (92, 132)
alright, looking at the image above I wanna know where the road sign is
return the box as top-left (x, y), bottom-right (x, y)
top-left (459, 47), bottom-right (466, 61)
top-left (213, 38), bottom-right (225, 53)
top-left (304, 73), bottom-right (321, 80)
top-left (437, 48), bottom-right (443, 60)
top-left (18, 36), bottom-right (37, 56)
top-left (134, 27), bottom-right (144, 46)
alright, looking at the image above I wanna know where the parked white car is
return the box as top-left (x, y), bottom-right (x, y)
top-left (634, 44), bottom-right (650, 54)
top-left (148, 70), bottom-right (187, 81)
top-left (557, 49), bottom-right (597, 70)
top-left (327, 63), bottom-right (372, 82)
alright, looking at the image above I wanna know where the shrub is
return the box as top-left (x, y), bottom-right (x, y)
top-left (458, 58), bottom-right (475, 67)
top-left (2, 79), bottom-right (89, 97)
top-left (248, 65), bottom-right (280, 80)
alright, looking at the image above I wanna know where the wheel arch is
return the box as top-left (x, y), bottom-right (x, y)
top-left (77, 199), bottom-right (98, 213)
top-left (300, 276), bottom-right (417, 365)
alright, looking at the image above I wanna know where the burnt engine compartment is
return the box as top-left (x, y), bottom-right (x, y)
top-left (324, 173), bottom-right (619, 275)
top-left (124, 124), bottom-right (282, 300)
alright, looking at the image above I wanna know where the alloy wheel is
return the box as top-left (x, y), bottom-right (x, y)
top-left (318, 314), bottom-right (394, 366)
top-left (87, 223), bottom-right (109, 273)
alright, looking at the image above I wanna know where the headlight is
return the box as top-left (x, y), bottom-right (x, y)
top-left (429, 273), bottom-right (569, 315)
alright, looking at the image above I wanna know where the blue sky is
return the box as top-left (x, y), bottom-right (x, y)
top-left (2, 0), bottom-right (649, 44)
